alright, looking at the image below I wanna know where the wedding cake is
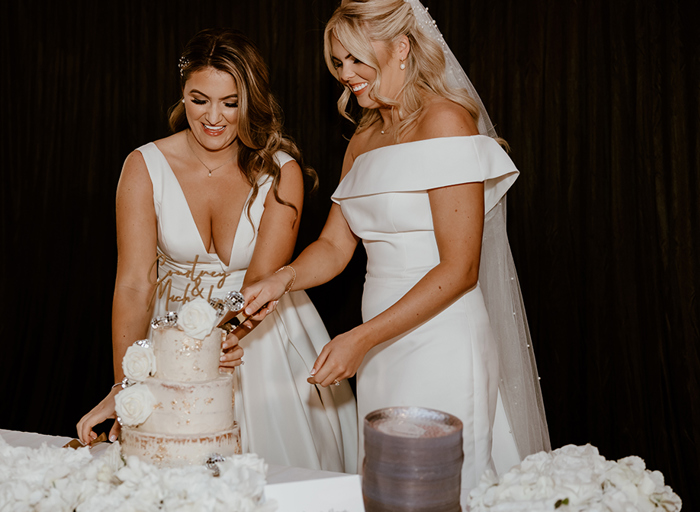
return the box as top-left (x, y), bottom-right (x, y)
top-left (115, 298), bottom-right (240, 467)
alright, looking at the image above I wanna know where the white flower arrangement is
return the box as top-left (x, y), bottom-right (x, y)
top-left (122, 344), bottom-right (157, 381)
top-left (0, 436), bottom-right (275, 512)
top-left (114, 383), bottom-right (157, 427)
top-left (178, 298), bottom-right (218, 339)
top-left (467, 444), bottom-right (682, 512)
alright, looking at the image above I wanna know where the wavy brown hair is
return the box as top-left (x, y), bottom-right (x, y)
top-left (324, 0), bottom-right (483, 142)
top-left (169, 28), bottom-right (317, 225)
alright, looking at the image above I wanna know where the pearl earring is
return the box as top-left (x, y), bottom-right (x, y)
top-left (181, 99), bottom-right (185, 103)
top-left (400, 60), bottom-right (406, 70)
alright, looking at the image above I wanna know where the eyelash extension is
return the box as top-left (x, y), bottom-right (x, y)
top-left (189, 99), bottom-right (238, 108)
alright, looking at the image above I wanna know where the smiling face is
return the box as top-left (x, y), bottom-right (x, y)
top-left (330, 35), bottom-right (407, 110)
top-left (183, 67), bottom-right (240, 152)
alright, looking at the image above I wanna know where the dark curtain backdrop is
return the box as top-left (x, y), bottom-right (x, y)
top-left (1, 0), bottom-right (698, 509)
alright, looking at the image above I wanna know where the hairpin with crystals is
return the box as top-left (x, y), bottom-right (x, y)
top-left (178, 56), bottom-right (189, 78)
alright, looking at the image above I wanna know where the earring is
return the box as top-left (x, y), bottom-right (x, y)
top-left (181, 99), bottom-right (185, 103)
top-left (400, 59), bottom-right (406, 70)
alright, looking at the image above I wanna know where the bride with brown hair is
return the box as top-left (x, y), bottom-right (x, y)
top-left (242, 0), bottom-right (549, 501)
top-left (77, 27), bottom-right (357, 473)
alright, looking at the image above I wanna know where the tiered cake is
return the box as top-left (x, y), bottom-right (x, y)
top-left (115, 298), bottom-right (240, 467)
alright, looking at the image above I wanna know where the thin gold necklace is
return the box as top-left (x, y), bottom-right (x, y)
top-left (186, 130), bottom-right (236, 177)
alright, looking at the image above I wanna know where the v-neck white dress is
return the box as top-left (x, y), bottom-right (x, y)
top-left (137, 142), bottom-right (358, 473)
top-left (332, 136), bottom-right (529, 497)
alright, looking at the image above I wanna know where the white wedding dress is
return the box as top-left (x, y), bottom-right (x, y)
top-left (332, 135), bottom-right (526, 496)
top-left (137, 142), bottom-right (358, 473)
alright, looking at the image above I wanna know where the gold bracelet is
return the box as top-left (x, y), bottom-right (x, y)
top-left (275, 265), bottom-right (296, 294)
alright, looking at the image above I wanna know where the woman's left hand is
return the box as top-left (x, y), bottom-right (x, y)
top-left (220, 330), bottom-right (245, 370)
top-left (307, 328), bottom-right (371, 387)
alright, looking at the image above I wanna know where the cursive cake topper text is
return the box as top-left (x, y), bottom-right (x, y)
top-left (149, 254), bottom-right (232, 311)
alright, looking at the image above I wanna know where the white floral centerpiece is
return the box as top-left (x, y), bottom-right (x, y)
top-left (0, 436), bottom-right (276, 512)
top-left (467, 444), bottom-right (682, 512)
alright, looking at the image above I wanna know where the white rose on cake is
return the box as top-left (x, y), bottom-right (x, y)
top-left (122, 344), bottom-right (156, 381)
top-left (115, 384), bottom-right (157, 427)
top-left (177, 298), bottom-right (217, 339)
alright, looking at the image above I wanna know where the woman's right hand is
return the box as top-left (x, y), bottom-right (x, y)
top-left (242, 268), bottom-right (293, 320)
top-left (76, 386), bottom-right (121, 445)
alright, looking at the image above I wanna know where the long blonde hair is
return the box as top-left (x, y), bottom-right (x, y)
top-left (324, 0), bottom-right (482, 141)
top-left (169, 28), bottom-right (317, 223)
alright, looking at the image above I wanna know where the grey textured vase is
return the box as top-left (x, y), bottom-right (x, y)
top-left (363, 407), bottom-right (464, 512)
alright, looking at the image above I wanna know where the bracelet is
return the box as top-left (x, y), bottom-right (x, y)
top-left (275, 265), bottom-right (296, 294)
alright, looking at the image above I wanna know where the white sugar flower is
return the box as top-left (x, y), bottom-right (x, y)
top-left (178, 298), bottom-right (217, 339)
top-left (115, 384), bottom-right (156, 426)
top-left (122, 344), bottom-right (156, 381)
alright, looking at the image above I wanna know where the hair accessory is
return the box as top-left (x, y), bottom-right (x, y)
top-left (275, 265), bottom-right (296, 294)
top-left (178, 56), bottom-right (189, 78)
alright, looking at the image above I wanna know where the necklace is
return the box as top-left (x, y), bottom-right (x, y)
top-left (380, 108), bottom-right (396, 134)
top-left (186, 130), bottom-right (236, 177)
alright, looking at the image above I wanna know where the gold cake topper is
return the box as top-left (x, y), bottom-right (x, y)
top-left (149, 254), bottom-right (232, 311)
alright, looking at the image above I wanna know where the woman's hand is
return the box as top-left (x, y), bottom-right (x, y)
top-left (242, 271), bottom-right (291, 320)
top-left (76, 386), bottom-right (121, 445)
top-left (219, 330), bottom-right (246, 370)
top-left (307, 327), bottom-right (372, 387)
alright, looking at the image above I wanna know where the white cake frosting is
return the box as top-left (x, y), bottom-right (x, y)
top-left (152, 322), bottom-right (224, 382)
top-left (138, 373), bottom-right (234, 434)
top-left (117, 298), bottom-right (241, 467)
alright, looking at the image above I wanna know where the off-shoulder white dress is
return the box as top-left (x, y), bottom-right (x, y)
top-left (332, 135), bottom-right (534, 496)
top-left (137, 142), bottom-right (358, 473)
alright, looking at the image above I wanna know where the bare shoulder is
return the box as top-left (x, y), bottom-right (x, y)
top-left (118, 149), bottom-right (152, 195)
top-left (278, 157), bottom-right (303, 184)
top-left (339, 132), bottom-right (366, 180)
top-left (121, 149), bottom-right (147, 177)
top-left (413, 96), bottom-right (479, 140)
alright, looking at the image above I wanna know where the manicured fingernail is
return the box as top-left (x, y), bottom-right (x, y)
top-left (310, 368), bottom-right (317, 376)
top-left (110, 435), bottom-right (117, 442)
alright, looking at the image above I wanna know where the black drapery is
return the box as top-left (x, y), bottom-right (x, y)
top-left (1, 0), bottom-right (697, 508)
